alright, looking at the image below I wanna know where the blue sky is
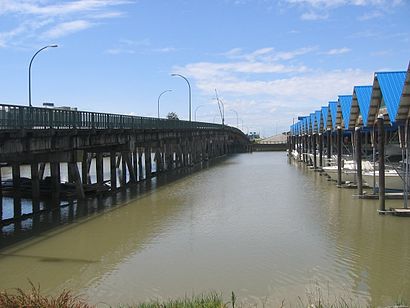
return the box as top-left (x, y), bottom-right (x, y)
top-left (0, 0), bottom-right (409, 136)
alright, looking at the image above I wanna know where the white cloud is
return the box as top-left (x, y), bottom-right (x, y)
top-left (173, 47), bottom-right (373, 134)
top-left (42, 20), bottom-right (93, 39)
top-left (321, 47), bottom-right (351, 55)
top-left (0, 0), bottom-right (130, 47)
top-left (284, 0), bottom-right (403, 21)
top-left (301, 11), bottom-right (328, 20)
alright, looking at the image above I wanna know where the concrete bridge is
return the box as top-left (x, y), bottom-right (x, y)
top-left (0, 104), bottom-right (249, 222)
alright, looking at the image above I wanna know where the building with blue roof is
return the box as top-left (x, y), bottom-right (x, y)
top-left (321, 106), bottom-right (328, 131)
top-left (367, 71), bottom-right (406, 126)
top-left (339, 95), bottom-right (353, 130)
top-left (349, 86), bottom-right (372, 129)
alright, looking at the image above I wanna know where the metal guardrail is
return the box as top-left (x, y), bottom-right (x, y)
top-left (0, 104), bottom-right (243, 134)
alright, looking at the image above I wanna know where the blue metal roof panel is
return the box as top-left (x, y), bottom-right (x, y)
top-left (376, 71), bottom-right (406, 124)
top-left (315, 110), bottom-right (322, 133)
top-left (321, 106), bottom-right (328, 130)
top-left (354, 86), bottom-right (372, 126)
top-left (310, 113), bottom-right (315, 132)
top-left (339, 95), bottom-right (353, 129)
top-left (329, 101), bottom-right (338, 129)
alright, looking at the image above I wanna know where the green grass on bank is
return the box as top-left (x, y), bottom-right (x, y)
top-left (0, 285), bottom-right (408, 308)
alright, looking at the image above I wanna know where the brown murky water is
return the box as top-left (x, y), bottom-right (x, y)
top-left (0, 152), bottom-right (409, 306)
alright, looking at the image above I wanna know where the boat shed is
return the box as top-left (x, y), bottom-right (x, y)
top-left (367, 71), bottom-right (407, 126)
top-left (349, 86), bottom-right (372, 129)
top-left (315, 110), bottom-right (322, 133)
top-left (394, 63), bottom-right (410, 124)
top-left (339, 95), bottom-right (353, 130)
top-left (327, 101), bottom-right (338, 130)
top-left (310, 113), bottom-right (316, 134)
top-left (321, 106), bottom-right (328, 132)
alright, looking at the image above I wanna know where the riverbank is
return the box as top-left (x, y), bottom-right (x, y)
top-left (0, 287), bottom-right (408, 308)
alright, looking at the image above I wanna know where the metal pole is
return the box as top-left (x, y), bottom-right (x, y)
top-left (337, 126), bottom-right (342, 186)
top-left (231, 109), bottom-right (239, 128)
top-left (378, 116), bottom-right (385, 212)
top-left (194, 105), bottom-right (205, 121)
top-left (28, 45), bottom-right (58, 107)
top-left (356, 127), bottom-right (363, 195)
top-left (171, 73), bottom-right (191, 121)
top-left (157, 89), bottom-right (172, 119)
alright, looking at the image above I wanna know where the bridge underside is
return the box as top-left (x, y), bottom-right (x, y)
top-left (0, 127), bottom-right (249, 221)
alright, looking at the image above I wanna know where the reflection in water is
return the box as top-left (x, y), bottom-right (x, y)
top-left (0, 153), bottom-right (409, 307)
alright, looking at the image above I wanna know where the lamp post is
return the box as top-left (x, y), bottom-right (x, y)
top-left (28, 44), bottom-right (58, 107)
top-left (171, 73), bottom-right (191, 121)
top-left (194, 105), bottom-right (206, 121)
top-left (214, 89), bottom-right (224, 126)
top-left (157, 89), bottom-right (172, 118)
top-left (230, 109), bottom-right (239, 128)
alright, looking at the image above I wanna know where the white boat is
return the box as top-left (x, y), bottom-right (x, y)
top-left (362, 169), bottom-right (406, 191)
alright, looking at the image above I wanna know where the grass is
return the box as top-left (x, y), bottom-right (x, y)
top-left (126, 292), bottom-right (226, 308)
top-left (0, 281), bottom-right (93, 308)
top-left (0, 285), bottom-right (408, 308)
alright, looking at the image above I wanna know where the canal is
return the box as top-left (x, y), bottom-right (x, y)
top-left (0, 152), bottom-right (409, 306)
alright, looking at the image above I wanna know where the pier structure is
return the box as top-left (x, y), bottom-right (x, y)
top-left (288, 62), bottom-right (410, 216)
top-left (0, 104), bottom-right (249, 224)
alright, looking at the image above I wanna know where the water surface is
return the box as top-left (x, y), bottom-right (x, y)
top-left (0, 152), bottom-right (409, 306)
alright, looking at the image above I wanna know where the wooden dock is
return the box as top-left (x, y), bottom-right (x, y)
top-left (377, 208), bottom-right (410, 216)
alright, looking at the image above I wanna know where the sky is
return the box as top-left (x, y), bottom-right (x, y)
top-left (0, 0), bottom-right (409, 137)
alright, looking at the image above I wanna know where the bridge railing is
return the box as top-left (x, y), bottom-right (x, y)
top-left (0, 104), bottom-right (243, 134)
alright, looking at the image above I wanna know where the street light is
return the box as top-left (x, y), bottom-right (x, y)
top-left (171, 73), bottom-right (191, 121)
top-left (157, 89), bottom-right (172, 118)
top-left (28, 44), bottom-right (58, 107)
top-left (214, 89), bottom-right (224, 126)
top-left (230, 109), bottom-right (239, 128)
top-left (194, 105), bottom-right (206, 121)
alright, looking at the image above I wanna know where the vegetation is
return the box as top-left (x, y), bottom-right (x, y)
top-left (0, 282), bottom-right (92, 308)
top-left (127, 293), bottom-right (225, 308)
top-left (0, 286), bottom-right (408, 308)
top-left (166, 112), bottom-right (179, 120)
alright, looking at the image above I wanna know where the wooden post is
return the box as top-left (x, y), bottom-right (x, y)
top-left (50, 161), bottom-right (60, 201)
top-left (319, 133), bottom-right (323, 168)
top-left (378, 116), bottom-right (385, 211)
top-left (110, 151), bottom-right (117, 190)
top-left (125, 152), bottom-right (137, 183)
top-left (121, 153), bottom-right (127, 186)
top-left (12, 163), bottom-right (22, 219)
top-left (138, 148), bottom-right (143, 180)
top-left (145, 147), bottom-right (152, 178)
top-left (68, 162), bottom-right (85, 199)
top-left (355, 127), bottom-right (363, 195)
top-left (313, 133), bottom-right (317, 169)
top-left (39, 162), bottom-right (46, 180)
top-left (96, 152), bottom-right (104, 188)
top-left (337, 127), bottom-right (342, 186)
top-left (327, 130), bottom-right (332, 163)
top-left (82, 152), bottom-right (89, 185)
top-left (31, 162), bottom-right (40, 201)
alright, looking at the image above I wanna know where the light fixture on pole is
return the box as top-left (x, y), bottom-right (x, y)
top-left (28, 44), bottom-right (58, 107)
top-left (171, 73), bottom-right (191, 121)
top-left (230, 109), bottom-right (239, 128)
top-left (194, 105), bottom-right (206, 121)
top-left (214, 89), bottom-right (224, 126)
top-left (157, 89), bottom-right (172, 118)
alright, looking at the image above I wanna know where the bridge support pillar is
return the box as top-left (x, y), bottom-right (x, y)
top-left (145, 147), bottom-right (152, 179)
top-left (31, 162), bottom-right (40, 202)
top-left (96, 152), bottom-right (104, 189)
top-left (69, 162), bottom-right (85, 199)
top-left (50, 161), bottom-right (60, 201)
top-left (124, 151), bottom-right (136, 183)
top-left (121, 153), bottom-right (127, 186)
top-left (110, 151), bottom-right (117, 190)
top-left (138, 148), bottom-right (144, 181)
